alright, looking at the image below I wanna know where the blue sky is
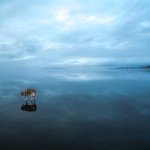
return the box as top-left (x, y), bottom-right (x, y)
top-left (0, 0), bottom-right (150, 67)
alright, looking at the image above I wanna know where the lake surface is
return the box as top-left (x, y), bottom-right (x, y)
top-left (0, 67), bottom-right (150, 150)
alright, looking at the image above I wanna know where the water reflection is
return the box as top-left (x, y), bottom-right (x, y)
top-left (43, 68), bottom-right (150, 81)
top-left (21, 100), bottom-right (37, 112)
top-left (0, 68), bottom-right (150, 150)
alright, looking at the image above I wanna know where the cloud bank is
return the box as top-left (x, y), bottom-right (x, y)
top-left (0, 0), bottom-right (150, 67)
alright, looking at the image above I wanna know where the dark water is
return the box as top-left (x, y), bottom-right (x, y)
top-left (0, 67), bottom-right (150, 150)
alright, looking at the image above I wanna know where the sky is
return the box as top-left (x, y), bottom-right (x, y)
top-left (0, 0), bottom-right (150, 67)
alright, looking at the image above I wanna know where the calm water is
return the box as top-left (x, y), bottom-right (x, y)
top-left (0, 67), bottom-right (150, 150)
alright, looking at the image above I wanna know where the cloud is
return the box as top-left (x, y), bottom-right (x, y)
top-left (141, 21), bottom-right (150, 28)
top-left (0, 35), bottom-right (40, 61)
top-left (51, 58), bottom-right (115, 66)
top-left (54, 8), bottom-right (115, 31)
top-left (0, 0), bottom-right (150, 67)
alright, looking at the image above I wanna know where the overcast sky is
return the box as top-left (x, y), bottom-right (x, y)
top-left (0, 0), bottom-right (150, 67)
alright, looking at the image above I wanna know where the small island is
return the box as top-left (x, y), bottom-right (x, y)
top-left (116, 65), bottom-right (150, 69)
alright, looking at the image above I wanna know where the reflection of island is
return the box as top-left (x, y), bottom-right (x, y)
top-left (21, 100), bottom-right (37, 112)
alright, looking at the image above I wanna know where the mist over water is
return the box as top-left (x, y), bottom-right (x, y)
top-left (0, 64), bottom-right (150, 150)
